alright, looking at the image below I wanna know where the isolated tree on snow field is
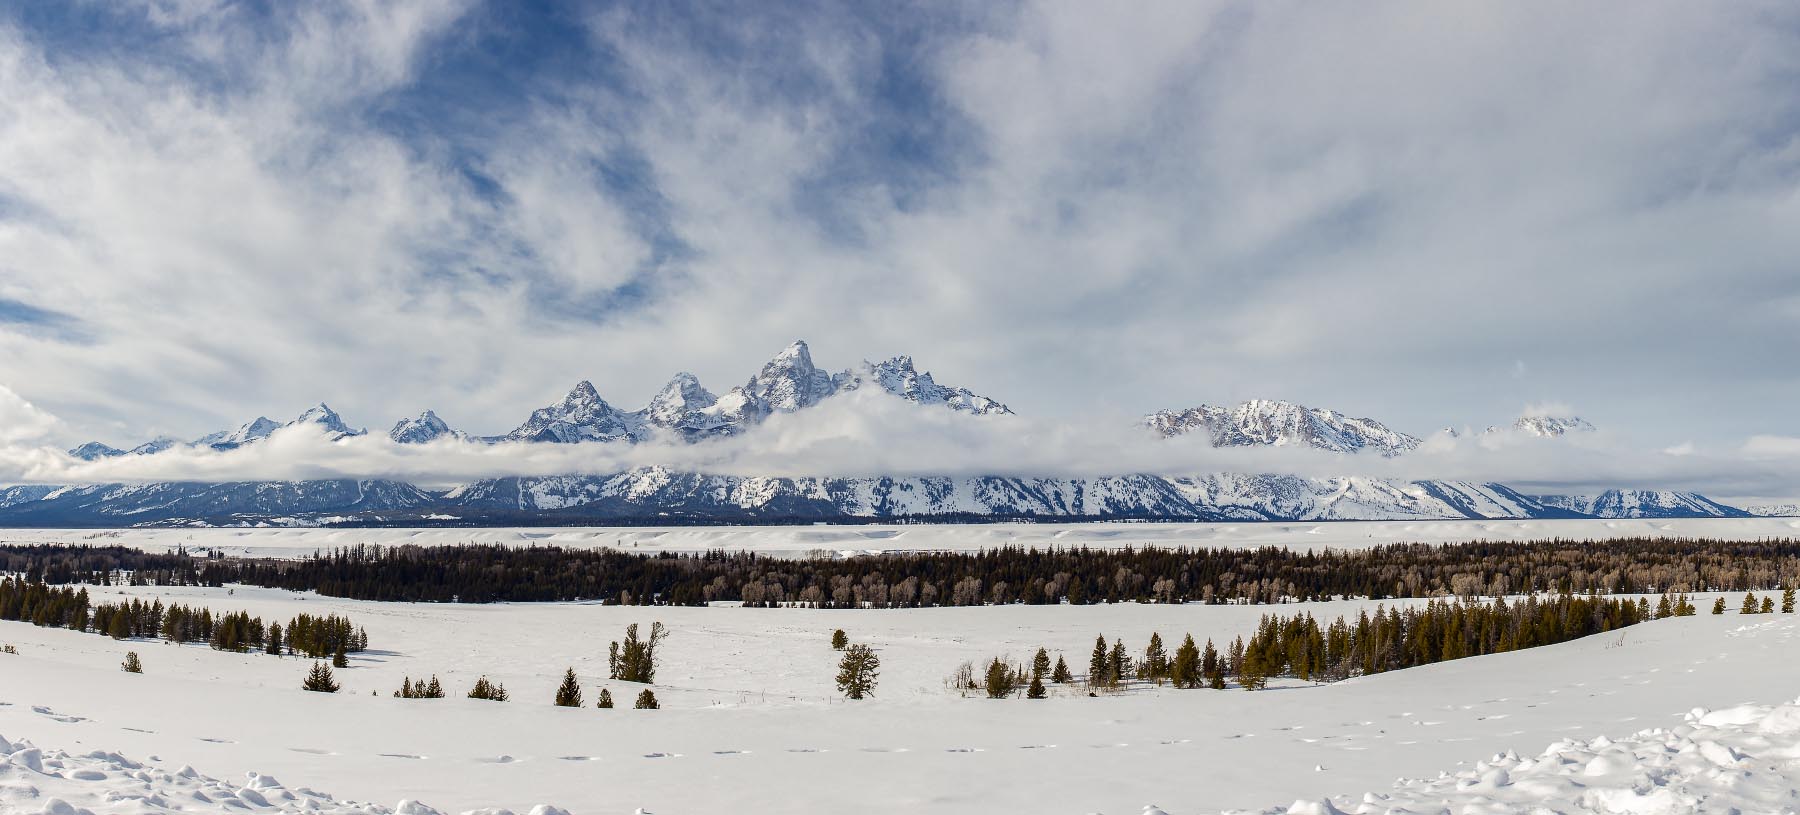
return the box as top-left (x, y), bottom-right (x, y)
top-left (1051, 655), bottom-right (1072, 684)
top-left (597, 688), bottom-right (614, 709)
top-left (1784, 588), bottom-right (1796, 614)
top-left (1109, 638), bottom-right (1131, 684)
top-left (302, 662), bottom-right (339, 693)
top-left (831, 629), bottom-right (848, 650)
top-left (1741, 592), bottom-right (1759, 614)
top-left (1712, 597), bottom-right (1726, 615)
top-left (1031, 647), bottom-right (1051, 681)
top-left (554, 668), bottom-right (584, 707)
top-left (836, 643), bottom-right (881, 700)
top-left (609, 622), bottom-right (667, 683)
top-left (634, 689), bottom-right (659, 709)
top-left (1026, 671), bottom-right (1046, 699)
top-left (1762, 596), bottom-right (1775, 614)
top-left (121, 651), bottom-right (142, 673)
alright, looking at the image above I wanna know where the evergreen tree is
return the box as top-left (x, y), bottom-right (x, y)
top-left (1026, 672), bottom-right (1047, 699)
top-left (121, 651), bottom-right (142, 673)
top-left (1741, 591), bottom-right (1759, 614)
top-left (1140, 632), bottom-right (1168, 684)
top-left (331, 644), bottom-right (348, 668)
top-left (609, 622), bottom-right (667, 683)
top-left (108, 612), bottom-right (129, 640)
top-left (596, 688), bottom-right (614, 709)
top-left (468, 677), bottom-right (508, 701)
top-left (1201, 638), bottom-right (1221, 687)
top-left (836, 643), bottom-right (881, 700)
top-left (395, 677), bottom-right (415, 698)
top-left (266, 622), bottom-right (283, 656)
top-left (423, 675), bottom-right (444, 698)
top-left (1109, 638), bottom-right (1130, 684)
top-left (1088, 635), bottom-right (1109, 688)
top-left (1761, 596), bottom-right (1775, 614)
top-left (1712, 597), bottom-right (1727, 615)
top-left (1050, 655), bottom-right (1072, 684)
top-left (302, 662), bottom-right (339, 693)
top-left (554, 668), bottom-right (584, 707)
top-left (1654, 593), bottom-right (1672, 619)
top-left (634, 689), bottom-right (659, 709)
top-left (1171, 634), bottom-right (1200, 689)
top-left (1031, 647), bottom-right (1051, 680)
top-left (984, 657), bottom-right (1015, 699)
top-left (1784, 587), bottom-right (1796, 614)
top-left (831, 629), bottom-right (848, 650)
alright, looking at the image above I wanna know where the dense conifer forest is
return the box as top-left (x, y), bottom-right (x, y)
top-left (1, 538), bottom-right (1796, 608)
top-left (0, 576), bottom-right (369, 655)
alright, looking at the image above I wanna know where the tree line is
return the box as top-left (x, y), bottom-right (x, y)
top-left (0, 576), bottom-right (369, 656)
top-left (7, 537), bottom-right (1800, 608)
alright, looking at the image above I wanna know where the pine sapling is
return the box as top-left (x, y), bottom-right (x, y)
top-left (121, 651), bottom-right (142, 673)
top-left (596, 688), bottom-right (614, 709)
top-left (634, 689), bottom-right (659, 709)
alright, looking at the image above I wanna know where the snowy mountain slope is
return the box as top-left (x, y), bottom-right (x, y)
top-left (1533, 489), bottom-right (1750, 519)
top-left (1746, 503), bottom-right (1800, 517)
top-left (840, 355), bottom-right (1013, 416)
top-left (0, 480), bottom-right (436, 526)
top-left (501, 381), bottom-right (647, 444)
top-left (1145, 400), bottom-right (1420, 456)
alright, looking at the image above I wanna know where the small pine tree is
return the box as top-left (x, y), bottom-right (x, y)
top-left (1140, 633), bottom-right (1168, 684)
top-left (1109, 638), bottom-right (1130, 684)
top-left (1784, 587), bottom-right (1796, 614)
top-left (634, 689), bottom-right (659, 709)
top-left (302, 662), bottom-right (339, 693)
top-left (554, 668), bottom-right (583, 707)
top-left (1761, 596), bottom-right (1775, 614)
top-left (1654, 593), bottom-right (1672, 619)
top-left (596, 688), bottom-right (614, 709)
top-left (395, 677), bottom-right (414, 698)
top-left (1088, 635), bottom-right (1109, 687)
top-left (984, 657), bottom-right (1015, 699)
top-left (1026, 672), bottom-right (1046, 699)
top-left (331, 644), bottom-right (348, 668)
top-left (108, 613), bottom-right (130, 641)
top-left (121, 651), bottom-right (142, 673)
top-left (1170, 634), bottom-right (1200, 689)
top-left (1050, 655), bottom-right (1072, 684)
top-left (423, 675), bottom-right (444, 698)
top-left (1031, 647), bottom-right (1051, 681)
top-left (1741, 591), bottom-right (1759, 614)
top-left (836, 643), bottom-right (881, 700)
top-left (468, 677), bottom-right (509, 701)
top-left (831, 629), bottom-right (848, 650)
top-left (1712, 597), bottom-right (1727, 615)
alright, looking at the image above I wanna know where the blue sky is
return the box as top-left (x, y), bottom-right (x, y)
top-left (1, 1), bottom-right (1799, 482)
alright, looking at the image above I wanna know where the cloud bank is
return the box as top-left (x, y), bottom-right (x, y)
top-left (3, 388), bottom-right (1800, 502)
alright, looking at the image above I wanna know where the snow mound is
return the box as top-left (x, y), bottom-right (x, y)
top-left (0, 734), bottom-right (563, 815)
top-left (1237, 696), bottom-right (1800, 814)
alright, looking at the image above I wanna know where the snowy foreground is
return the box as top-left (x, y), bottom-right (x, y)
top-left (7, 515), bottom-right (1800, 559)
top-left (5, 583), bottom-right (1800, 813)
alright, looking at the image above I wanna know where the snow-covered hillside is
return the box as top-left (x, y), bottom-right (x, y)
top-left (3, 584), bottom-right (1799, 814)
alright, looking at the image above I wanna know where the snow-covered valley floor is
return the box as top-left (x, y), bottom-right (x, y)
top-left (5, 583), bottom-right (1800, 813)
top-left (7, 515), bottom-right (1800, 559)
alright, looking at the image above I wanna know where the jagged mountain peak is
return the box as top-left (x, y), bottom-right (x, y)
top-left (68, 441), bottom-right (125, 461)
top-left (292, 403), bottom-right (364, 437)
top-left (848, 355), bottom-right (1013, 416)
top-left (1513, 415), bottom-right (1597, 437)
top-left (1146, 399), bottom-right (1420, 456)
top-left (389, 410), bottom-right (461, 444)
top-left (741, 340), bottom-right (838, 415)
top-left (506, 381), bottom-right (642, 444)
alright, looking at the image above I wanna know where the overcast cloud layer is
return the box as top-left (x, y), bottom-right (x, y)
top-left (1, 2), bottom-right (1798, 498)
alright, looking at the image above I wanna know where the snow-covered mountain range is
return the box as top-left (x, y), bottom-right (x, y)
top-left (5, 341), bottom-right (1751, 526)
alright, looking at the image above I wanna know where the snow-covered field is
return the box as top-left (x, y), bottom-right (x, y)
top-left (5, 580), bottom-right (1800, 813)
top-left (8, 515), bottom-right (1800, 559)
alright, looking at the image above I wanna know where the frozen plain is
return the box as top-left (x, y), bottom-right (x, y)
top-left (6, 515), bottom-right (1800, 560)
top-left (4, 577), bottom-right (1800, 813)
